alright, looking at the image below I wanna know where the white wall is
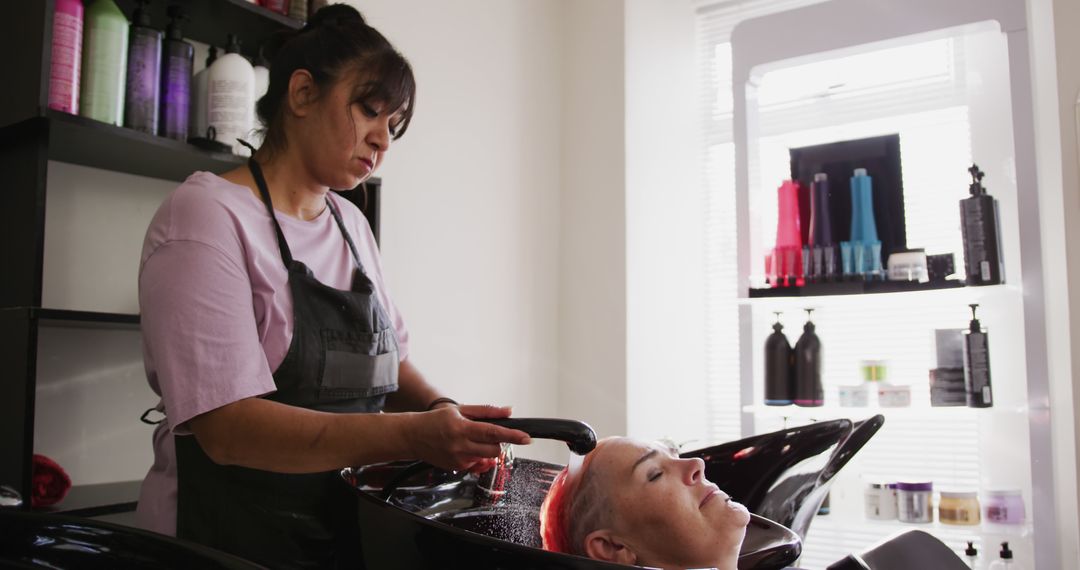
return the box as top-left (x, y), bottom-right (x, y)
top-left (624, 0), bottom-right (708, 445)
top-left (1025, 0), bottom-right (1080, 564)
top-left (556, 0), bottom-right (629, 442)
top-left (343, 0), bottom-right (568, 461)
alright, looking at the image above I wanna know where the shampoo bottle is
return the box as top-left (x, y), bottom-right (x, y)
top-left (124, 0), bottom-right (162, 135)
top-left (809, 172), bottom-right (836, 282)
top-left (963, 304), bottom-right (993, 408)
top-left (160, 5), bottom-right (194, 141)
top-left (190, 45), bottom-right (218, 140)
top-left (964, 541), bottom-right (979, 570)
top-left (960, 165), bottom-right (1005, 286)
top-left (794, 308), bottom-right (824, 407)
top-left (261, 0), bottom-right (289, 15)
top-left (251, 51), bottom-right (270, 147)
top-left (775, 180), bottom-right (804, 287)
top-left (764, 312), bottom-right (794, 406)
top-left (849, 168), bottom-right (880, 277)
top-left (289, 0), bottom-right (309, 22)
top-left (207, 34), bottom-right (255, 155)
top-left (48, 0), bottom-right (84, 114)
top-left (80, 0), bottom-right (128, 126)
top-left (987, 542), bottom-right (1020, 570)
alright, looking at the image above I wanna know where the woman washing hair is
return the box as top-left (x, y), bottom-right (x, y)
top-left (540, 437), bottom-right (750, 570)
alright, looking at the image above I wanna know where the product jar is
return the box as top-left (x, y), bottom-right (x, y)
top-left (895, 481), bottom-right (933, 523)
top-left (877, 383), bottom-right (912, 408)
top-left (984, 490), bottom-right (1025, 524)
top-left (864, 482), bottom-right (897, 520)
top-left (860, 359), bottom-right (888, 382)
top-left (938, 490), bottom-right (981, 525)
top-left (839, 384), bottom-right (869, 407)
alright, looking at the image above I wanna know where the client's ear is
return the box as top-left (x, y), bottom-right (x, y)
top-left (583, 530), bottom-right (637, 566)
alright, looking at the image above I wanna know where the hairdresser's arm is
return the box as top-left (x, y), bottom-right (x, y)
top-left (187, 398), bottom-right (530, 472)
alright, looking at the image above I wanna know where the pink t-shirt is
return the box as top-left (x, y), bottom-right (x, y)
top-left (134, 171), bottom-right (408, 536)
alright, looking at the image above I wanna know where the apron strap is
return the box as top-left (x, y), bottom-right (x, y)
top-left (239, 140), bottom-right (295, 267)
top-left (324, 196), bottom-right (367, 274)
top-left (239, 139), bottom-right (369, 275)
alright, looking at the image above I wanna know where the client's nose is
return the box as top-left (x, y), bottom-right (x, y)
top-left (681, 456), bottom-right (706, 485)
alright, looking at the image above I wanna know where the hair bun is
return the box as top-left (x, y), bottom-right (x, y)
top-left (307, 3), bottom-right (366, 29)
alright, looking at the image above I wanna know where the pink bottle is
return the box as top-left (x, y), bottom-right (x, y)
top-left (48, 0), bottom-right (84, 114)
top-left (773, 180), bottom-right (804, 287)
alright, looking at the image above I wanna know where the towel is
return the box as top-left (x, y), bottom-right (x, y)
top-left (31, 454), bottom-right (71, 508)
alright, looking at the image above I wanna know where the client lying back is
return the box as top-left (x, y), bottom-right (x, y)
top-left (539, 437), bottom-right (750, 570)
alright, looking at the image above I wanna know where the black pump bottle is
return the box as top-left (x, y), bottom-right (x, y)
top-left (794, 308), bottom-right (824, 407)
top-left (960, 164), bottom-right (1005, 285)
top-left (963, 303), bottom-right (993, 408)
top-left (764, 312), bottom-right (794, 406)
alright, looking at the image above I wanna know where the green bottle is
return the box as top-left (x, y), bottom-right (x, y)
top-left (80, 0), bottom-right (128, 125)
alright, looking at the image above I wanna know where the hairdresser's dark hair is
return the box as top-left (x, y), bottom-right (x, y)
top-left (256, 4), bottom-right (416, 154)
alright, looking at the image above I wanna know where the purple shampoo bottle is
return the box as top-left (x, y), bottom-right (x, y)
top-left (160, 5), bottom-right (194, 141)
top-left (124, 0), bottom-right (161, 134)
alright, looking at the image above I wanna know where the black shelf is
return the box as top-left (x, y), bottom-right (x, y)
top-left (748, 279), bottom-right (966, 298)
top-left (0, 308), bottom-right (141, 330)
top-left (33, 308), bottom-right (141, 330)
top-left (116, 0), bottom-right (303, 60)
top-left (45, 110), bottom-right (244, 181)
top-left (38, 480), bottom-right (141, 518)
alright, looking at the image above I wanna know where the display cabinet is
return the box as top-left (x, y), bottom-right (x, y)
top-left (729, 0), bottom-right (1054, 566)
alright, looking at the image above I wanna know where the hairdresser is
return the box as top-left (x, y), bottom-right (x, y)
top-left (133, 6), bottom-right (530, 568)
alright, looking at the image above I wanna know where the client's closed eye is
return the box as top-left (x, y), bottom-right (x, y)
top-left (647, 469), bottom-right (663, 482)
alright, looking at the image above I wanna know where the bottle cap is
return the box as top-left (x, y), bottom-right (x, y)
top-left (814, 172), bottom-right (828, 182)
top-left (772, 311), bottom-right (784, 332)
top-left (1000, 541), bottom-right (1013, 559)
top-left (969, 304), bottom-right (982, 333)
top-left (965, 541), bottom-right (977, 557)
top-left (226, 34), bottom-right (242, 55)
top-left (894, 481), bottom-right (933, 492)
top-left (133, 0), bottom-right (153, 27)
top-left (206, 45), bottom-right (219, 67)
top-left (968, 164), bottom-right (987, 196)
top-left (853, 168), bottom-right (868, 177)
top-left (166, 5), bottom-right (187, 41)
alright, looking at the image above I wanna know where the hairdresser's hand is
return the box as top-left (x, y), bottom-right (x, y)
top-left (406, 404), bottom-right (532, 472)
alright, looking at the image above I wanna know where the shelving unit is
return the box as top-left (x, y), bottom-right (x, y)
top-left (728, 0), bottom-right (1052, 567)
top-left (0, 0), bottom-right (381, 517)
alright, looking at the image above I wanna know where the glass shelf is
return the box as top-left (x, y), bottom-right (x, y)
top-left (742, 403), bottom-right (1028, 420)
top-left (738, 282), bottom-right (1022, 309)
top-left (848, 516), bottom-right (1033, 539)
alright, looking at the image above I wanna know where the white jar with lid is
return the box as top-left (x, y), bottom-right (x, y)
top-left (864, 482), bottom-right (897, 520)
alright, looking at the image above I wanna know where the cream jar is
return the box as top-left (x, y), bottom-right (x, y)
top-left (896, 481), bottom-right (933, 523)
top-left (938, 490), bottom-right (981, 525)
top-left (864, 482), bottom-right (897, 520)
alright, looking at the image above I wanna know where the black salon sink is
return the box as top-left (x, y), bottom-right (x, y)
top-left (0, 509), bottom-right (266, 569)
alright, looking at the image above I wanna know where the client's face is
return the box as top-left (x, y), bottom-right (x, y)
top-left (586, 437), bottom-right (750, 569)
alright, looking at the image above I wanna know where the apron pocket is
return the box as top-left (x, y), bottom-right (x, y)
top-left (321, 348), bottom-right (399, 396)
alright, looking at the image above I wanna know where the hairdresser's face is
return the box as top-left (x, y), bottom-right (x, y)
top-left (297, 71), bottom-right (406, 190)
top-left (591, 438), bottom-right (750, 569)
